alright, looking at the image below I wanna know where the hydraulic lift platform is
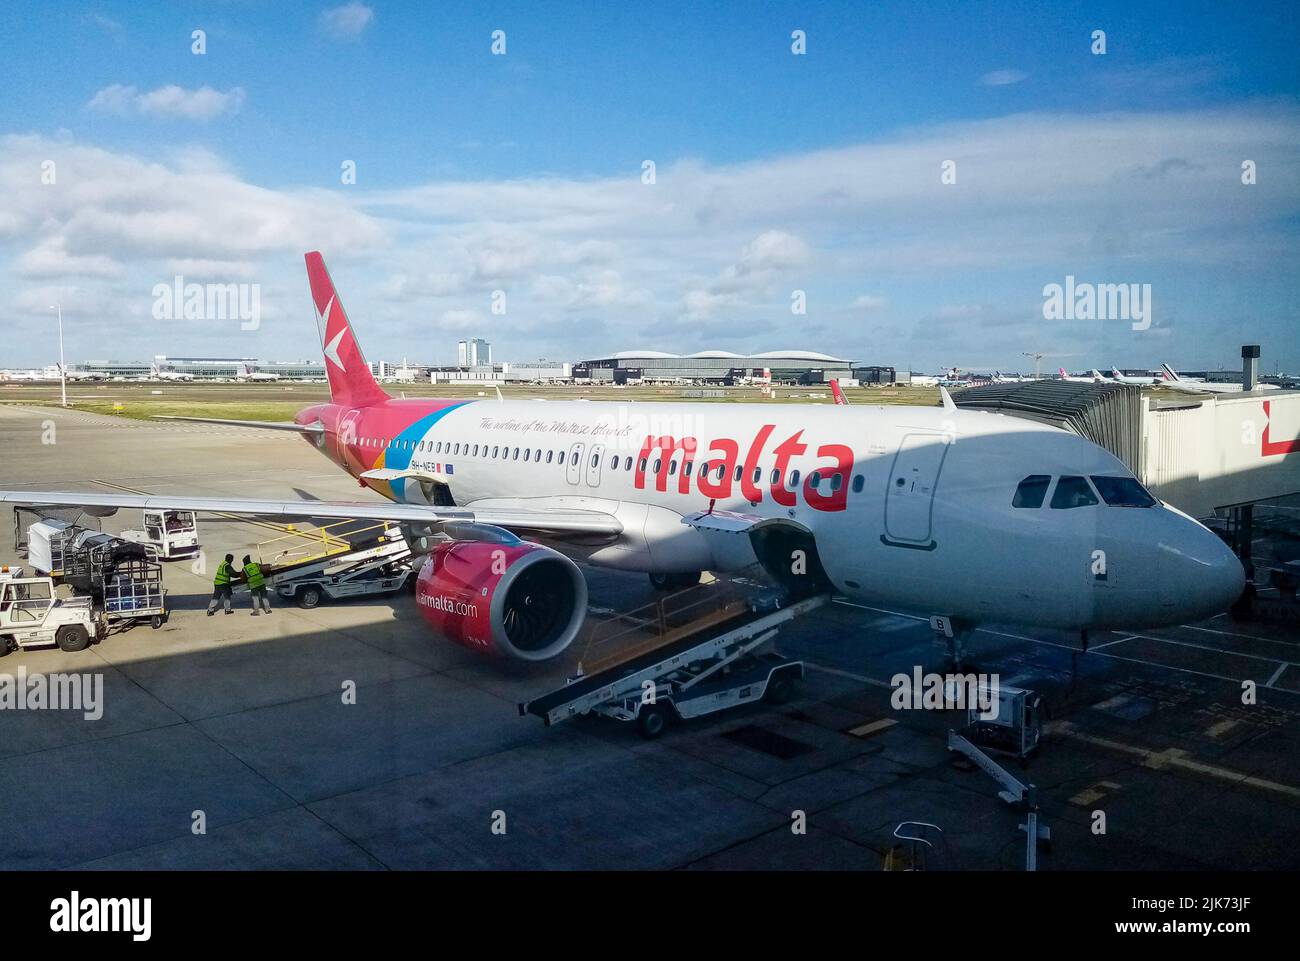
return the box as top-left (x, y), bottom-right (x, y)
top-left (519, 592), bottom-right (829, 737)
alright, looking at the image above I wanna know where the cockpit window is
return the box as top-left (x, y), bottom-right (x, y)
top-left (1013, 475), bottom-right (1051, 508)
top-left (1090, 475), bottom-right (1157, 508)
top-left (1050, 475), bottom-right (1099, 509)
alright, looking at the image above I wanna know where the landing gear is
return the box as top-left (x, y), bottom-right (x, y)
top-left (649, 571), bottom-right (701, 591)
top-left (930, 615), bottom-right (975, 670)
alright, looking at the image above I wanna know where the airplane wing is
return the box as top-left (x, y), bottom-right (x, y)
top-left (0, 490), bottom-right (623, 536)
top-left (153, 416), bottom-right (323, 434)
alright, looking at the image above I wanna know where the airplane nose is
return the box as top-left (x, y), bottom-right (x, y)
top-left (1159, 512), bottom-right (1246, 620)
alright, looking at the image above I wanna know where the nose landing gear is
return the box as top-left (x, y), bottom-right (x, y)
top-left (930, 615), bottom-right (976, 669)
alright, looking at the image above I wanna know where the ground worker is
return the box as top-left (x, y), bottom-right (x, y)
top-left (243, 554), bottom-right (272, 615)
top-left (207, 553), bottom-right (236, 615)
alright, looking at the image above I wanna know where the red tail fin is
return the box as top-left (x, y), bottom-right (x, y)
top-left (305, 252), bottom-right (389, 408)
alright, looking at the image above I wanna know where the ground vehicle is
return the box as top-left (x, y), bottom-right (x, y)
top-left (120, 509), bottom-right (199, 560)
top-left (0, 577), bottom-right (101, 654)
top-left (521, 591), bottom-right (821, 739)
top-left (25, 519), bottom-right (89, 577)
top-left (101, 556), bottom-right (168, 630)
top-left (266, 533), bottom-right (413, 608)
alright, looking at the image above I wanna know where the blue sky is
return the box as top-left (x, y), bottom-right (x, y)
top-left (1, 0), bottom-right (1298, 371)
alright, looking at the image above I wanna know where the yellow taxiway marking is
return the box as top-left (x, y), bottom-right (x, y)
top-left (1049, 721), bottom-right (1300, 800)
top-left (1204, 718), bottom-right (1239, 739)
top-left (848, 718), bottom-right (897, 738)
top-left (1069, 781), bottom-right (1122, 807)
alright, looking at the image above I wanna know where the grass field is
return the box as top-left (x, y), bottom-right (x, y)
top-left (0, 380), bottom-right (943, 422)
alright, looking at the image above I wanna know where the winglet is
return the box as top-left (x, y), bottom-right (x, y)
top-left (939, 386), bottom-right (956, 411)
top-left (495, 385), bottom-right (505, 403)
top-left (829, 379), bottom-right (848, 406)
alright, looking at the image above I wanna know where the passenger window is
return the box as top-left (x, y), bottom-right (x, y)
top-left (610, 455), bottom-right (619, 470)
top-left (1013, 475), bottom-right (1051, 508)
top-left (668, 459), bottom-right (677, 475)
top-left (851, 474), bottom-right (863, 493)
top-left (810, 471), bottom-right (822, 487)
top-left (753, 467), bottom-right (762, 483)
top-left (1050, 475), bottom-right (1099, 509)
top-left (717, 465), bottom-right (726, 480)
top-left (831, 473), bottom-right (842, 491)
top-left (513, 448), bottom-right (520, 460)
top-left (1090, 476), bottom-right (1157, 508)
top-left (653, 458), bottom-right (661, 473)
top-left (790, 469), bottom-right (801, 488)
top-left (524, 449), bottom-right (531, 461)
top-left (436, 442), bottom-right (443, 454)
top-left (684, 461), bottom-right (693, 477)
top-left (734, 465), bottom-right (742, 482)
top-left (546, 450), bottom-right (553, 464)
top-left (570, 451), bottom-right (579, 466)
top-left (472, 445), bottom-right (479, 456)
top-left (592, 453), bottom-right (600, 468)
top-left (492, 446), bottom-right (499, 458)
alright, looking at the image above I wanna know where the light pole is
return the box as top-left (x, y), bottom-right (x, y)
top-left (49, 304), bottom-right (67, 407)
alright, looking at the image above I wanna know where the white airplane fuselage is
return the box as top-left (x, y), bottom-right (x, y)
top-left (295, 394), bottom-right (1245, 634)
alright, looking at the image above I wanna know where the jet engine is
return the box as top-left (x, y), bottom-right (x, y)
top-left (414, 540), bottom-right (588, 661)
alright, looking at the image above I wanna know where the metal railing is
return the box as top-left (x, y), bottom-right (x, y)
top-left (577, 579), bottom-right (752, 677)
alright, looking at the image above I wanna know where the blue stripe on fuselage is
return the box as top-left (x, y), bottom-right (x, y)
top-left (383, 402), bottom-right (472, 502)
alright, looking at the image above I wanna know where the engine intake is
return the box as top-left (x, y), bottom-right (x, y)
top-left (415, 540), bottom-right (588, 661)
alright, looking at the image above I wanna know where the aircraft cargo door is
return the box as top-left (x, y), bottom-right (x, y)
top-left (883, 433), bottom-right (948, 548)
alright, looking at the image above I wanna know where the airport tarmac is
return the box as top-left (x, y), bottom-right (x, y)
top-left (1, 403), bottom-right (1297, 870)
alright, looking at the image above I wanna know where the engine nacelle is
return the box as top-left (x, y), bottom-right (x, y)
top-left (414, 540), bottom-right (588, 661)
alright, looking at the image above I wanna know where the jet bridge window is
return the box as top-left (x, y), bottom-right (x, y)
top-left (1090, 476), bottom-right (1157, 508)
top-left (1050, 475), bottom-right (1099, 509)
top-left (1013, 475), bottom-right (1051, 508)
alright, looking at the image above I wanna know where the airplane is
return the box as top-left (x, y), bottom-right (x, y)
top-left (150, 364), bottom-right (193, 382)
top-left (237, 363), bottom-right (280, 382)
top-left (1159, 364), bottom-right (1277, 394)
top-left (0, 252), bottom-right (1246, 664)
top-left (1089, 369), bottom-right (1116, 383)
top-left (992, 372), bottom-right (1035, 384)
top-left (1109, 368), bottom-right (1162, 386)
top-left (1058, 367), bottom-right (1104, 384)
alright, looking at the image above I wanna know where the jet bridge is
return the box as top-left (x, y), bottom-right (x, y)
top-left (954, 381), bottom-right (1300, 520)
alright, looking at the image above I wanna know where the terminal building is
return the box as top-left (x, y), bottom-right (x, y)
top-left (574, 350), bottom-right (857, 385)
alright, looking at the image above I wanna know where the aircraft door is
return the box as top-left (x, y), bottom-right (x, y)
top-left (585, 444), bottom-right (605, 487)
top-left (566, 443), bottom-right (585, 486)
top-left (337, 408), bottom-right (362, 465)
top-left (883, 433), bottom-right (949, 548)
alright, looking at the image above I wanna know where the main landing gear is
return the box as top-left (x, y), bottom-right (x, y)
top-left (649, 571), bottom-right (702, 591)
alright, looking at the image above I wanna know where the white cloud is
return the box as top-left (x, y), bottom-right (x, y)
top-left (320, 3), bottom-right (374, 40)
top-left (2, 103), bottom-right (1299, 367)
top-left (980, 69), bottom-right (1028, 87)
top-left (87, 84), bottom-right (246, 120)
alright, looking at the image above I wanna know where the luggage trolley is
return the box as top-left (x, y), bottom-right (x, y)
top-left (101, 555), bottom-right (168, 630)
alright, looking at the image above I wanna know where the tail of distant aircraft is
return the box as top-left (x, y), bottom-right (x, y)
top-left (829, 379), bottom-right (848, 406)
top-left (304, 251), bottom-right (389, 408)
top-left (1160, 363), bottom-right (1182, 382)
